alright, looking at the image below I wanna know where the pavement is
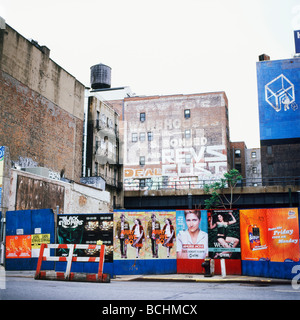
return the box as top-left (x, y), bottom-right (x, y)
top-left (3, 269), bottom-right (292, 284)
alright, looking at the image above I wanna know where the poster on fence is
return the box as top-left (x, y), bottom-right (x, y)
top-left (57, 214), bottom-right (113, 262)
top-left (6, 235), bottom-right (31, 258)
top-left (240, 208), bottom-right (300, 262)
top-left (114, 210), bottom-right (176, 260)
top-left (176, 210), bottom-right (208, 259)
top-left (208, 209), bottom-right (241, 259)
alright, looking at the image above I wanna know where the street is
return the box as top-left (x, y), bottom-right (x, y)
top-left (1, 274), bottom-right (300, 301)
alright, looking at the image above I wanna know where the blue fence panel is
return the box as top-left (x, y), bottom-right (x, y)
top-left (5, 209), bottom-right (55, 270)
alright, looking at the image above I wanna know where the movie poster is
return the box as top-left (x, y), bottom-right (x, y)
top-left (176, 210), bottom-right (208, 259)
top-left (114, 210), bottom-right (176, 260)
top-left (57, 214), bottom-right (113, 262)
top-left (240, 208), bottom-right (300, 262)
top-left (208, 209), bottom-right (241, 259)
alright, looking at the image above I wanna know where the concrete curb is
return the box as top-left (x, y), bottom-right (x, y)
top-left (5, 271), bottom-right (292, 285)
top-left (113, 274), bottom-right (292, 284)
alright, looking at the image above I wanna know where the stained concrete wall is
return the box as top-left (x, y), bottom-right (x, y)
top-left (9, 169), bottom-right (110, 214)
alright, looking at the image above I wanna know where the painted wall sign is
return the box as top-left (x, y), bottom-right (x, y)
top-left (257, 58), bottom-right (300, 140)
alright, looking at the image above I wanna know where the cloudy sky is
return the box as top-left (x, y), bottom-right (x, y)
top-left (1, 0), bottom-right (300, 148)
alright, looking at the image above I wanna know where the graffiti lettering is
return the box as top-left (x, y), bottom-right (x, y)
top-left (162, 145), bottom-right (226, 164)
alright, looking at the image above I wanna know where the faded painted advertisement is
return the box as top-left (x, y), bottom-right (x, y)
top-left (123, 94), bottom-right (229, 191)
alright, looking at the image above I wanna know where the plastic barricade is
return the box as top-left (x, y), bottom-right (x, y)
top-left (34, 243), bottom-right (110, 283)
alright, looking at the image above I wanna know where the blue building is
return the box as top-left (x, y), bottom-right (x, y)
top-left (256, 54), bottom-right (300, 181)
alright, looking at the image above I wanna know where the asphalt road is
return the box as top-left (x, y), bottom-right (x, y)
top-left (1, 274), bottom-right (300, 301)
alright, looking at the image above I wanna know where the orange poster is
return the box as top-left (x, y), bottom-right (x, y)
top-left (6, 235), bottom-right (31, 259)
top-left (240, 208), bottom-right (300, 263)
top-left (267, 208), bottom-right (300, 262)
top-left (240, 209), bottom-right (269, 261)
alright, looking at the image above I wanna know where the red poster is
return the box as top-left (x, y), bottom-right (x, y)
top-left (6, 235), bottom-right (31, 258)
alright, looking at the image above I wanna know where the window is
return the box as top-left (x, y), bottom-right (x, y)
top-left (268, 164), bottom-right (274, 175)
top-left (140, 112), bottom-right (146, 122)
top-left (252, 167), bottom-right (257, 174)
top-left (251, 151), bottom-right (257, 158)
top-left (235, 164), bottom-right (242, 173)
top-left (140, 156), bottom-right (145, 166)
top-left (185, 129), bottom-right (191, 139)
top-left (132, 133), bottom-right (138, 142)
top-left (140, 132), bottom-right (145, 142)
top-left (267, 146), bottom-right (272, 155)
top-left (96, 111), bottom-right (100, 129)
top-left (234, 149), bottom-right (241, 158)
top-left (185, 153), bottom-right (192, 164)
top-left (139, 179), bottom-right (146, 188)
top-left (94, 162), bottom-right (98, 176)
top-left (148, 132), bottom-right (153, 141)
top-left (184, 109), bottom-right (190, 119)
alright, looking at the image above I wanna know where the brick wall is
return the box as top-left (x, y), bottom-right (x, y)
top-left (0, 71), bottom-right (83, 181)
top-left (0, 23), bottom-right (84, 182)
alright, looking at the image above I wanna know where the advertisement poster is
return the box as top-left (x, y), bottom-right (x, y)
top-left (240, 208), bottom-right (300, 262)
top-left (114, 210), bottom-right (176, 260)
top-left (240, 209), bottom-right (269, 261)
top-left (176, 210), bottom-right (208, 259)
top-left (208, 210), bottom-right (240, 259)
top-left (31, 234), bottom-right (51, 258)
top-left (257, 59), bottom-right (300, 141)
top-left (57, 214), bottom-right (113, 262)
top-left (6, 235), bottom-right (31, 258)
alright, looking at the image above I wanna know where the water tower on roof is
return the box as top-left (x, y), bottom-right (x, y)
top-left (90, 63), bottom-right (111, 89)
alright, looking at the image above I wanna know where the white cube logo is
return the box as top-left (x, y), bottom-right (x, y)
top-left (265, 74), bottom-right (295, 112)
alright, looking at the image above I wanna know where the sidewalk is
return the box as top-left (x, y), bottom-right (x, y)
top-left (4, 270), bottom-right (292, 284)
top-left (113, 273), bottom-right (292, 284)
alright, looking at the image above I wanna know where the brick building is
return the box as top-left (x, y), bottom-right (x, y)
top-left (230, 141), bottom-right (246, 178)
top-left (0, 19), bottom-right (85, 182)
top-left (84, 93), bottom-right (123, 209)
top-left (118, 92), bottom-right (230, 190)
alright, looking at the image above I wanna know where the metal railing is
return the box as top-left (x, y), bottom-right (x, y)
top-left (123, 176), bottom-right (300, 191)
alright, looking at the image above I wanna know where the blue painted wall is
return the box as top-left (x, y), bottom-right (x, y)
top-left (5, 209), bottom-right (55, 270)
top-left (257, 58), bottom-right (300, 141)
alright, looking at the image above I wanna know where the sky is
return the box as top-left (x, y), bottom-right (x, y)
top-left (1, 0), bottom-right (300, 148)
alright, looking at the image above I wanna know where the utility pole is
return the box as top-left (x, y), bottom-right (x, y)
top-left (0, 146), bottom-right (10, 266)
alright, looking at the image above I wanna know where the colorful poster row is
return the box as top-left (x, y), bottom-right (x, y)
top-left (6, 208), bottom-right (300, 263)
top-left (240, 208), bottom-right (300, 262)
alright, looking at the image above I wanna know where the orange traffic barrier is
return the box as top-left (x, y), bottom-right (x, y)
top-left (34, 243), bottom-right (110, 283)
